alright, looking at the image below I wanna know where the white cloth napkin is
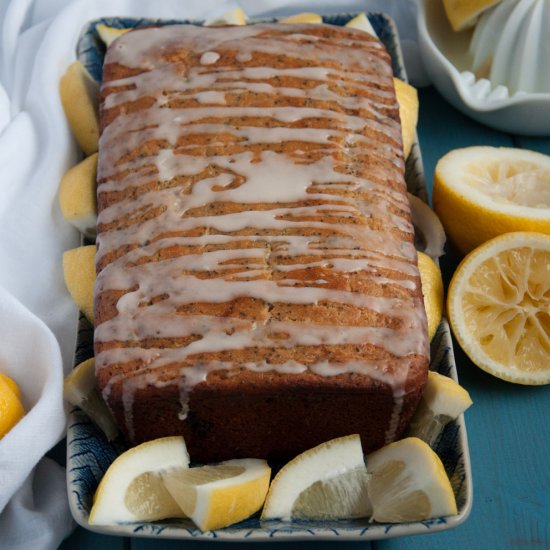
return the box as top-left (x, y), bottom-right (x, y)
top-left (0, 287), bottom-right (72, 548)
top-left (0, 1), bottom-right (422, 548)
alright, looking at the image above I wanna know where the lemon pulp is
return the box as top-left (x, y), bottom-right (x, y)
top-left (448, 232), bottom-right (550, 384)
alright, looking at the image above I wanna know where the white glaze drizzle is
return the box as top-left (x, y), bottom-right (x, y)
top-left (96, 23), bottom-right (428, 440)
top-left (199, 51), bottom-right (220, 65)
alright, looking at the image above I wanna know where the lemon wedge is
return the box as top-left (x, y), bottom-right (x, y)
top-left (394, 78), bottom-right (418, 159)
top-left (205, 7), bottom-right (247, 26)
top-left (345, 13), bottom-right (377, 37)
top-left (261, 434), bottom-right (370, 521)
top-left (448, 232), bottom-right (550, 385)
top-left (59, 61), bottom-right (99, 155)
top-left (407, 371), bottom-right (473, 445)
top-left (63, 245), bottom-right (96, 323)
top-left (346, 0), bottom-right (420, 176)
top-left (89, 436), bottom-right (189, 524)
top-left (367, 437), bottom-right (457, 522)
top-left (0, 373), bottom-right (25, 439)
top-left (64, 358), bottom-right (118, 441)
top-left (417, 252), bottom-right (444, 340)
top-left (96, 24), bottom-right (130, 47)
top-left (443, 0), bottom-right (502, 31)
top-left (408, 193), bottom-right (447, 260)
top-left (433, 146), bottom-right (550, 256)
top-left (279, 13), bottom-right (322, 24)
top-left (162, 459), bottom-right (270, 531)
top-left (59, 153), bottom-right (97, 238)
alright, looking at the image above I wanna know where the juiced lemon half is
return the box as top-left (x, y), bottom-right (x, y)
top-left (433, 146), bottom-right (550, 255)
top-left (367, 437), bottom-right (457, 522)
top-left (89, 436), bottom-right (189, 524)
top-left (448, 232), bottom-right (550, 385)
top-left (261, 434), bottom-right (371, 520)
top-left (162, 459), bottom-right (270, 531)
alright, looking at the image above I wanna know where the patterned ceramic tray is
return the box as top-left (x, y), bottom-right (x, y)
top-left (66, 12), bottom-right (472, 541)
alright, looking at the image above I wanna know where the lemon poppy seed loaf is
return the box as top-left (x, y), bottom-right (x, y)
top-left (94, 23), bottom-right (429, 462)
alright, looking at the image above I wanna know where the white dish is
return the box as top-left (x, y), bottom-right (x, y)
top-left (417, 0), bottom-right (550, 135)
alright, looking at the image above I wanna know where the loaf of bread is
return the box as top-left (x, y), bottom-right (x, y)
top-left (95, 22), bottom-right (429, 462)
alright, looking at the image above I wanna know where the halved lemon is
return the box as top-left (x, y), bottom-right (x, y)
top-left (367, 437), bottom-right (457, 522)
top-left (448, 232), bottom-right (550, 385)
top-left (63, 245), bottom-right (96, 322)
top-left (89, 436), bottom-right (189, 524)
top-left (407, 371), bottom-right (473, 445)
top-left (64, 358), bottom-right (118, 441)
top-left (162, 459), bottom-right (270, 531)
top-left (442, 0), bottom-right (502, 31)
top-left (418, 252), bottom-right (444, 340)
top-left (279, 13), bottom-right (322, 24)
top-left (261, 434), bottom-right (371, 520)
top-left (433, 146), bottom-right (550, 256)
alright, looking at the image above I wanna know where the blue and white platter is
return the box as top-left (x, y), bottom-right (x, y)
top-left (66, 12), bottom-right (472, 542)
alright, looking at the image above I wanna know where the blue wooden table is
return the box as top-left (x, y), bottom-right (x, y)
top-left (56, 87), bottom-right (550, 550)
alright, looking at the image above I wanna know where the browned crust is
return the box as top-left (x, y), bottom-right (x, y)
top-left (95, 23), bottom-right (428, 460)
